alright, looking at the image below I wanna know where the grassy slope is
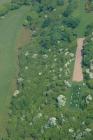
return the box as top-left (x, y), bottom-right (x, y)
top-left (0, 6), bottom-right (28, 134)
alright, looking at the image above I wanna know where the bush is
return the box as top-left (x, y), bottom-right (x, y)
top-left (10, 3), bottom-right (20, 10)
top-left (63, 1), bottom-right (78, 17)
top-left (42, 18), bottom-right (52, 28)
top-left (11, 0), bottom-right (32, 10)
top-left (61, 31), bottom-right (71, 42)
top-left (85, 24), bottom-right (93, 36)
top-left (83, 42), bottom-right (93, 67)
top-left (63, 17), bottom-right (80, 29)
top-left (57, 0), bottom-right (64, 5)
top-left (87, 79), bottom-right (93, 89)
top-left (63, 7), bottom-right (72, 17)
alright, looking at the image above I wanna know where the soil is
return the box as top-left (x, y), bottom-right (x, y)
top-left (72, 38), bottom-right (85, 82)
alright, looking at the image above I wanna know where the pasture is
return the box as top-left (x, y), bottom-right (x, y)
top-left (0, 0), bottom-right (10, 4)
top-left (0, 6), bottom-right (28, 134)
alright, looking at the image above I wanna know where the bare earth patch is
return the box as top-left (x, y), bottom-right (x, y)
top-left (16, 26), bottom-right (31, 48)
top-left (72, 38), bottom-right (85, 82)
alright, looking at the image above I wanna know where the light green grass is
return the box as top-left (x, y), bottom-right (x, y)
top-left (0, 6), bottom-right (29, 135)
top-left (0, 0), bottom-right (10, 4)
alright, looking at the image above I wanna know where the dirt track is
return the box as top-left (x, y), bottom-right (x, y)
top-left (72, 38), bottom-right (84, 82)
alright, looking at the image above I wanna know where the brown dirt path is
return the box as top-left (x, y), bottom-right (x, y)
top-left (72, 38), bottom-right (85, 82)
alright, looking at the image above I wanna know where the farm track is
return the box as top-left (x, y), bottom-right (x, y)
top-left (72, 38), bottom-right (84, 82)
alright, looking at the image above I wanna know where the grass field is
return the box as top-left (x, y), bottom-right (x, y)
top-left (0, 6), bottom-right (29, 135)
top-left (0, 0), bottom-right (10, 4)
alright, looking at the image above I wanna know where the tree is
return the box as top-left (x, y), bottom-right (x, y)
top-left (63, 17), bottom-right (80, 29)
top-left (42, 18), bottom-right (51, 28)
top-left (87, 79), bottom-right (93, 89)
top-left (85, 24), bottom-right (93, 36)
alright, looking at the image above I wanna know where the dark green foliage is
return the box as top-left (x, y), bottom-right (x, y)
top-left (63, 0), bottom-right (78, 17)
top-left (85, 24), bottom-right (93, 36)
top-left (61, 31), bottom-right (71, 42)
top-left (11, 0), bottom-right (32, 9)
top-left (83, 42), bottom-right (93, 67)
top-left (0, 3), bottom-right (10, 16)
top-left (26, 15), bottom-right (32, 25)
top-left (87, 79), bottom-right (93, 89)
top-left (82, 34), bottom-right (93, 89)
top-left (63, 17), bottom-right (80, 29)
top-left (11, 0), bottom-right (32, 5)
top-left (63, 7), bottom-right (72, 17)
top-left (57, 0), bottom-right (64, 5)
top-left (42, 18), bottom-right (52, 28)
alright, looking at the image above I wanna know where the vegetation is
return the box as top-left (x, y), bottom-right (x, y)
top-left (0, 1), bottom-right (29, 136)
top-left (0, 0), bottom-right (93, 140)
top-left (85, 0), bottom-right (93, 12)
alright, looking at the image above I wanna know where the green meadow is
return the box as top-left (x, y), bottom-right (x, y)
top-left (0, 6), bottom-right (28, 134)
top-left (0, 0), bottom-right (10, 4)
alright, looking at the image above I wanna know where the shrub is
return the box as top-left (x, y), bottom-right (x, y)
top-left (83, 42), bottom-right (93, 67)
top-left (57, 0), bottom-right (64, 5)
top-left (61, 31), bottom-right (71, 42)
top-left (10, 3), bottom-right (20, 10)
top-left (63, 17), bottom-right (80, 29)
top-left (87, 79), bottom-right (93, 89)
top-left (42, 18), bottom-right (52, 28)
top-left (11, 0), bottom-right (32, 10)
top-left (85, 24), bottom-right (93, 36)
top-left (63, 1), bottom-right (78, 17)
top-left (63, 8), bottom-right (72, 17)
top-left (0, 3), bottom-right (10, 16)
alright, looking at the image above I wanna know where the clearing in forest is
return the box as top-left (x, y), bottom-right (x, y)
top-left (72, 38), bottom-right (84, 82)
